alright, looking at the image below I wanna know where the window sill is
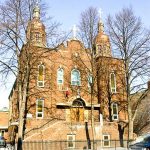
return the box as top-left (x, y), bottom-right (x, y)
top-left (71, 84), bottom-right (82, 86)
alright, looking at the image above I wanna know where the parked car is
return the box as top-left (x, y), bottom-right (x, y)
top-left (0, 136), bottom-right (6, 148)
top-left (129, 134), bottom-right (150, 149)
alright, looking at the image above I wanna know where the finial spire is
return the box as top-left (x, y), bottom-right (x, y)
top-left (36, 0), bottom-right (39, 6)
top-left (98, 8), bottom-right (103, 22)
top-left (33, 0), bottom-right (40, 19)
top-left (72, 25), bottom-right (78, 40)
top-left (98, 8), bottom-right (104, 33)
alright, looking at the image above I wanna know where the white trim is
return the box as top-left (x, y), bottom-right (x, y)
top-left (10, 122), bottom-right (19, 126)
top-left (71, 69), bottom-right (81, 86)
top-left (36, 99), bottom-right (44, 119)
top-left (67, 134), bottom-right (76, 148)
top-left (103, 134), bottom-right (110, 147)
top-left (27, 113), bottom-right (32, 118)
top-left (57, 68), bottom-right (64, 85)
top-left (0, 126), bottom-right (8, 129)
top-left (112, 103), bottom-right (118, 120)
top-left (0, 130), bottom-right (5, 136)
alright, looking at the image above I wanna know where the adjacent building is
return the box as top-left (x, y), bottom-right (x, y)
top-left (0, 107), bottom-right (9, 139)
top-left (133, 81), bottom-right (150, 136)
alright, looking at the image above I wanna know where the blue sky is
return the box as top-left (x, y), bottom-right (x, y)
top-left (0, 0), bottom-right (150, 108)
top-left (45, 0), bottom-right (150, 30)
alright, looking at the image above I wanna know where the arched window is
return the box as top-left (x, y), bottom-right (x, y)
top-left (110, 72), bottom-right (116, 93)
top-left (97, 44), bottom-right (101, 54)
top-left (35, 32), bottom-right (41, 43)
top-left (71, 69), bottom-right (81, 86)
top-left (72, 99), bottom-right (85, 107)
top-left (57, 68), bottom-right (64, 84)
top-left (37, 64), bottom-right (45, 87)
top-left (111, 103), bottom-right (118, 120)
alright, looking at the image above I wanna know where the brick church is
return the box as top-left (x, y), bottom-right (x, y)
top-left (8, 3), bottom-right (128, 149)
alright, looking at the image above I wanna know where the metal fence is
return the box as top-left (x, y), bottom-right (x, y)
top-left (20, 140), bottom-right (129, 150)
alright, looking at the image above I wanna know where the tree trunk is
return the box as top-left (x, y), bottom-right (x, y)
top-left (17, 61), bottom-right (29, 150)
top-left (108, 96), bottom-right (112, 122)
top-left (118, 124), bottom-right (124, 147)
top-left (85, 122), bottom-right (91, 149)
top-left (128, 119), bottom-right (134, 140)
top-left (128, 100), bottom-right (134, 140)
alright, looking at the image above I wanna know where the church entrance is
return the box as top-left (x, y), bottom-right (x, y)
top-left (70, 98), bottom-right (85, 123)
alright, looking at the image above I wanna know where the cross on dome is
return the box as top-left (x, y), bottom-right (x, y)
top-left (36, 0), bottom-right (40, 6)
top-left (98, 8), bottom-right (104, 33)
top-left (72, 25), bottom-right (78, 39)
top-left (33, 0), bottom-right (40, 19)
top-left (98, 8), bottom-right (103, 21)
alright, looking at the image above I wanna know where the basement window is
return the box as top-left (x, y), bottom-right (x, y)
top-left (67, 134), bottom-right (75, 148)
top-left (103, 134), bottom-right (110, 147)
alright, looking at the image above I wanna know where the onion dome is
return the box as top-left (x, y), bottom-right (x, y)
top-left (94, 17), bottom-right (112, 57)
top-left (26, 3), bottom-right (46, 47)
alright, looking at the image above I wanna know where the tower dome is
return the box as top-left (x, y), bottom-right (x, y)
top-left (94, 15), bottom-right (112, 57)
top-left (26, 3), bottom-right (46, 47)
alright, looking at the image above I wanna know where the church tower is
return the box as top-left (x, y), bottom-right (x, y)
top-left (26, 2), bottom-right (46, 47)
top-left (95, 11), bottom-right (112, 57)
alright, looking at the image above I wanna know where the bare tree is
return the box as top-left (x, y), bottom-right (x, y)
top-left (0, 0), bottom-right (62, 149)
top-left (79, 6), bottom-right (99, 49)
top-left (78, 7), bottom-right (99, 149)
top-left (0, 0), bottom-right (60, 79)
top-left (78, 6), bottom-right (127, 148)
top-left (106, 7), bottom-right (150, 140)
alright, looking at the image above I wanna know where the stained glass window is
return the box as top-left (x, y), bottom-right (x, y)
top-left (37, 64), bottom-right (45, 87)
top-left (112, 103), bottom-right (118, 120)
top-left (36, 99), bottom-right (44, 118)
top-left (110, 72), bottom-right (116, 93)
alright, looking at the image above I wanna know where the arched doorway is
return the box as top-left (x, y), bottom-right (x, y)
top-left (71, 98), bottom-right (86, 122)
